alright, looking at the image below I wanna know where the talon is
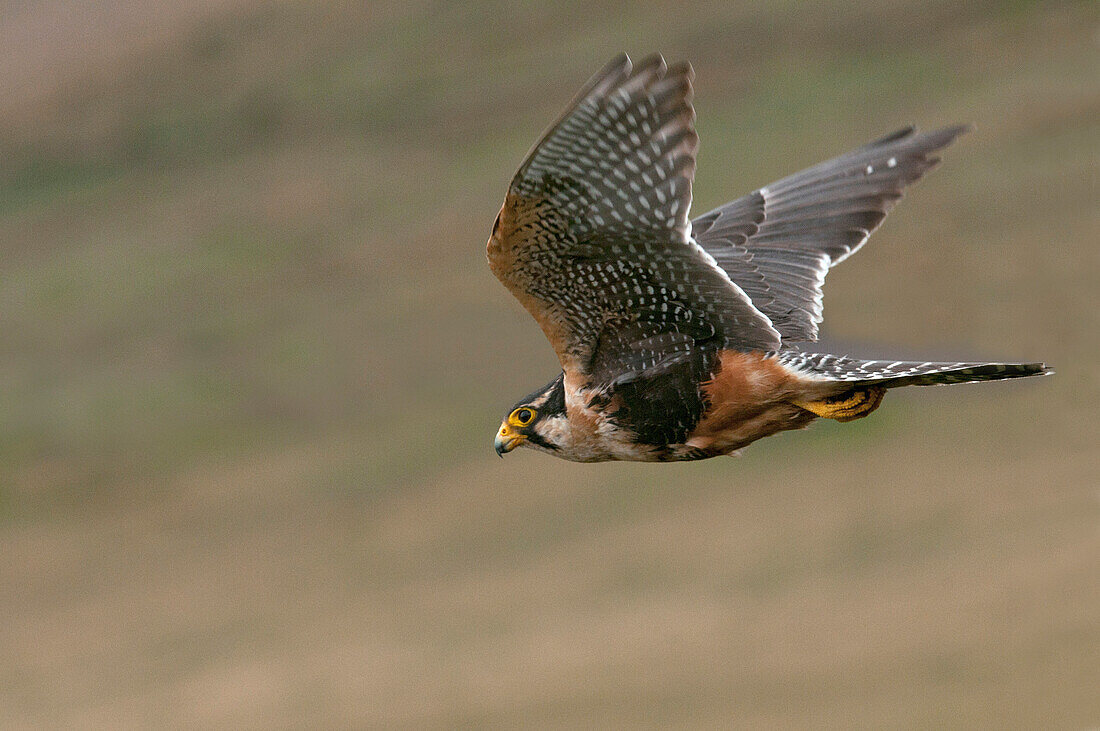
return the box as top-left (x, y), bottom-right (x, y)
top-left (792, 386), bottom-right (886, 422)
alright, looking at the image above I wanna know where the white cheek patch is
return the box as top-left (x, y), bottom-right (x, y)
top-left (536, 415), bottom-right (572, 449)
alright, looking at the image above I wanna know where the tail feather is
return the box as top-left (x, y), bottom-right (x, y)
top-left (779, 352), bottom-right (1052, 389)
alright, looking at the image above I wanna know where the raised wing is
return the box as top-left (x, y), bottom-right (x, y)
top-left (693, 125), bottom-right (969, 342)
top-left (488, 54), bottom-right (780, 386)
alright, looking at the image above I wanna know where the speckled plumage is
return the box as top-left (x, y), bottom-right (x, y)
top-left (488, 53), bottom-right (1050, 463)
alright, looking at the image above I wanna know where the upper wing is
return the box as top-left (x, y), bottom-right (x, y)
top-left (488, 54), bottom-right (780, 385)
top-left (693, 125), bottom-right (969, 342)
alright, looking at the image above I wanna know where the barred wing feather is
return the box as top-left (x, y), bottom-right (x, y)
top-left (694, 125), bottom-right (970, 343)
top-left (489, 54), bottom-right (781, 387)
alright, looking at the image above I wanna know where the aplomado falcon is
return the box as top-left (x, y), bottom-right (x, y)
top-left (488, 54), bottom-right (1049, 462)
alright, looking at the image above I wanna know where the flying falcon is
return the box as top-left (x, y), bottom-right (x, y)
top-left (488, 53), bottom-right (1049, 462)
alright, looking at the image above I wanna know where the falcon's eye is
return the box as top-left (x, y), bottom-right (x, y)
top-left (510, 407), bottom-right (536, 426)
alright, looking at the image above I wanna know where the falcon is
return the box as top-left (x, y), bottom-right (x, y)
top-left (487, 53), bottom-right (1049, 462)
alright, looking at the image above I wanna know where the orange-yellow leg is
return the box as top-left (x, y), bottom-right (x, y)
top-left (792, 386), bottom-right (886, 422)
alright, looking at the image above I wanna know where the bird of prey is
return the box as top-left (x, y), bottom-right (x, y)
top-left (487, 53), bottom-right (1049, 462)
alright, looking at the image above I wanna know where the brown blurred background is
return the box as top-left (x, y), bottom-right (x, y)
top-left (1, 1), bottom-right (1097, 727)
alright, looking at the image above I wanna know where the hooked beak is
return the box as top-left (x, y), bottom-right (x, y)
top-left (494, 423), bottom-right (524, 457)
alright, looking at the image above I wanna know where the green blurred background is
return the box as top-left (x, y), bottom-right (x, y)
top-left (1, 0), bottom-right (1097, 726)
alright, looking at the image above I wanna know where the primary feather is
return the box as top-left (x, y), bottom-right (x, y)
top-left (693, 125), bottom-right (971, 343)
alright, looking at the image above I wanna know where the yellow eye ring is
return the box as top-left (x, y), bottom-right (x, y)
top-left (509, 407), bottom-right (536, 426)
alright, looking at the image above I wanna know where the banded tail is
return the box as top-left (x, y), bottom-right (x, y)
top-left (779, 352), bottom-right (1052, 389)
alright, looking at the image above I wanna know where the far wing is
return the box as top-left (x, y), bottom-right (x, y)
top-left (693, 125), bottom-right (969, 342)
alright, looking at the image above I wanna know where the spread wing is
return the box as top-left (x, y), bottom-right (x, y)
top-left (693, 125), bottom-right (969, 342)
top-left (487, 53), bottom-right (780, 388)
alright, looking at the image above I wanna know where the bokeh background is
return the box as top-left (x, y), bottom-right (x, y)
top-left (1, 0), bottom-right (1097, 727)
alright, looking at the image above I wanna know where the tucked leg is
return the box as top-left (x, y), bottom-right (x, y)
top-left (792, 386), bottom-right (886, 422)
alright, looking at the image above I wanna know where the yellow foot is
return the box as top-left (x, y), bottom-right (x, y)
top-left (792, 386), bottom-right (886, 422)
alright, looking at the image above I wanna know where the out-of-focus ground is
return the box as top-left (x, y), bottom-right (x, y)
top-left (0, 1), bottom-right (1097, 727)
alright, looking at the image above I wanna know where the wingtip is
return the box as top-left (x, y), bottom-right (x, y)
top-left (667, 58), bottom-right (695, 83)
top-left (606, 51), bottom-right (631, 69)
top-left (866, 123), bottom-right (972, 152)
top-left (936, 122), bottom-right (974, 144)
top-left (634, 53), bottom-right (667, 75)
top-left (592, 53), bottom-right (633, 89)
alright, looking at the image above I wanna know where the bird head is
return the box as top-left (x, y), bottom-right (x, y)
top-left (494, 374), bottom-right (568, 457)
